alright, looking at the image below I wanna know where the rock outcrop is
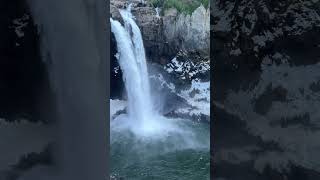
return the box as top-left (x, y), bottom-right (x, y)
top-left (163, 5), bottom-right (210, 55)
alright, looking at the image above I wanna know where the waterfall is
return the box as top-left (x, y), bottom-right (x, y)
top-left (119, 5), bottom-right (151, 100)
top-left (110, 4), bottom-right (209, 179)
top-left (110, 5), bottom-right (156, 132)
top-left (155, 7), bottom-right (161, 19)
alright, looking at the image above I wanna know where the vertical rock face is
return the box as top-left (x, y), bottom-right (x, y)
top-left (132, 4), bottom-right (165, 62)
top-left (163, 5), bottom-right (210, 55)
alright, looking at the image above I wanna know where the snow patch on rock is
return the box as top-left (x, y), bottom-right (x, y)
top-left (176, 79), bottom-right (210, 117)
top-left (164, 55), bottom-right (210, 80)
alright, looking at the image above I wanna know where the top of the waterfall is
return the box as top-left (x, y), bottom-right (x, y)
top-left (111, 0), bottom-right (152, 9)
top-left (110, 0), bottom-right (154, 23)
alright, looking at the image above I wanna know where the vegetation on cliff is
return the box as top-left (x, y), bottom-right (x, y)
top-left (149, 0), bottom-right (208, 14)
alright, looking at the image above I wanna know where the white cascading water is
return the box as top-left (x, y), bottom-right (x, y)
top-left (110, 5), bottom-right (160, 134)
top-left (155, 7), bottom-right (161, 19)
top-left (119, 5), bottom-right (151, 101)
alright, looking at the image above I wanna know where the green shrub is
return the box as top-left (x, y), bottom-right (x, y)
top-left (149, 0), bottom-right (209, 15)
top-left (149, 0), bottom-right (163, 7)
top-left (200, 0), bottom-right (209, 9)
